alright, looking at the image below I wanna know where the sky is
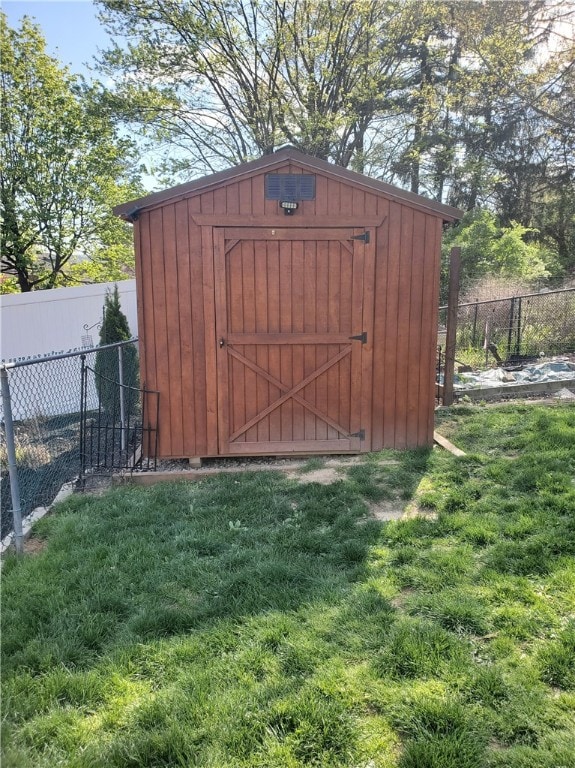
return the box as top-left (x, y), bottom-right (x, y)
top-left (3, 0), bottom-right (111, 80)
top-left (3, 0), bottom-right (161, 188)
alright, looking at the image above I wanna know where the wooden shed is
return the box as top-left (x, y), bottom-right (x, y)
top-left (115, 147), bottom-right (462, 459)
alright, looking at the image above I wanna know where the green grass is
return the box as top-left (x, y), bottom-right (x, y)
top-left (2, 403), bottom-right (575, 767)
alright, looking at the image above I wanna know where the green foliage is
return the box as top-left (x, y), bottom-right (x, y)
top-left (0, 13), bottom-right (142, 293)
top-left (441, 209), bottom-right (556, 301)
top-left (94, 285), bottom-right (139, 416)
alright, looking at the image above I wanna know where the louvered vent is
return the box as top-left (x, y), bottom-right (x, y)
top-left (265, 174), bottom-right (316, 201)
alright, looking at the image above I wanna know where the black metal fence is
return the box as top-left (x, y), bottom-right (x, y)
top-left (79, 354), bottom-right (159, 485)
top-left (438, 288), bottom-right (575, 367)
top-left (1, 340), bottom-right (157, 545)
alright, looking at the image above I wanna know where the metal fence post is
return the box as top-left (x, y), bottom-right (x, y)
top-left (1, 366), bottom-right (24, 554)
top-left (507, 296), bottom-right (516, 358)
top-left (79, 354), bottom-right (87, 488)
top-left (472, 300), bottom-right (479, 347)
top-left (516, 296), bottom-right (522, 356)
top-left (118, 345), bottom-right (126, 453)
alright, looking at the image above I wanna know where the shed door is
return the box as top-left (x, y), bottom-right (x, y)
top-left (214, 227), bottom-right (370, 455)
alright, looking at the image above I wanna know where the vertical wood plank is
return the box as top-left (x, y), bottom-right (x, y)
top-left (214, 229), bottom-right (229, 452)
top-left (226, 180), bottom-right (240, 215)
top-left (418, 215), bottom-right (438, 446)
top-left (135, 216), bottom-right (155, 455)
top-left (213, 185), bottom-right (226, 215)
top-left (339, 244), bottom-right (352, 434)
top-left (349, 230), bottom-right (365, 445)
top-left (363, 191), bottom-right (379, 216)
top-left (360, 227), bottom-right (376, 451)
top-left (383, 202), bottom-right (401, 448)
top-left (303, 240), bottom-right (317, 440)
top-left (267, 240), bottom-right (281, 441)
top-left (201, 224), bottom-right (218, 454)
top-left (371, 198), bottom-right (390, 450)
top-left (315, 240), bottom-right (329, 440)
top-left (325, 178), bottom-right (340, 217)
top-left (314, 174), bottom-right (328, 217)
top-left (163, 204), bottom-right (184, 456)
top-left (339, 180), bottom-right (352, 218)
top-left (443, 246), bottom-right (461, 407)
top-left (251, 173), bottom-right (265, 217)
top-left (200, 190), bottom-right (214, 214)
top-left (175, 199), bottom-right (195, 457)
top-left (242, 240), bottom-right (258, 441)
top-left (291, 239), bottom-right (305, 441)
top-left (327, 240), bottom-right (341, 439)
top-left (394, 207), bottom-right (414, 449)
top-left (254, 238), bottom-right (269, 442)
top-left (228, 242), bottom-right (245, 438)
top-left (133, 219), bottom-right (147, 388)
top-left (188, 197), bottom-right (207, 456)
top-left (427, 219), bottom-right (444, 441)
top-left (150, 208), bottom-right (171, 456)
top-left (279, 240), bottom-right (293, 441)
top-left (406, 211), bottom-right (426, 447)
top-left (352, 187), bottom-right (365, 217)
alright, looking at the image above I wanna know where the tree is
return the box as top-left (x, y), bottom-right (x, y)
top-left (95, 0), bottom-right (414, 178)
top-left (442, 1), bottom-right (574, 275)
top-left (440, 209), bottom-right (555, 303)
top-left (0, 13), bottom-right (143, 292)
top-left (94, 0), bottom-right (574, 282)
top-left (94, 285), bottom-right (139, 417)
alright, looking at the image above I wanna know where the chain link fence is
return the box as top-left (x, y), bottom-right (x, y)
top-left (1, 340), bottom-right (140, 543)
top-left (438, 288), bottom-right (575, 369)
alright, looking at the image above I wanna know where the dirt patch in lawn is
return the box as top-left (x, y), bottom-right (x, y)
top-left (287, 467), bottom-right (342, 485)
top-left (390, 588), bottom-right (416, 608)
top-left (23, 537), bottom-right (47, 556)
top-left (366, 500), bottom-right (406, 521)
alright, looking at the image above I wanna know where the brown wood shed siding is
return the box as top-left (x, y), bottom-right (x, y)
top-left (136, 197), bottom-right (208, 458)
top-left (370, 202), bottom-right (442, 450)
top-left (134, 158), bottom-right (446, 457)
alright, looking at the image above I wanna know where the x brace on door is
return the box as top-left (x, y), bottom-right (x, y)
top-left (227, 345), bottom-right (353, 442)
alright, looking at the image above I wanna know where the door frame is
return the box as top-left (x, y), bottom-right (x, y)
top-left (212, 225), bottom-right (374, 455)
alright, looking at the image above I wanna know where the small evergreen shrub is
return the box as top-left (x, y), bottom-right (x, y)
top-left (94, 285), bottom-right (139, 417)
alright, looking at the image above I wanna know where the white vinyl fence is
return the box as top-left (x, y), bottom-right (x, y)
top-left (0, 281), bottom-right (137, 420)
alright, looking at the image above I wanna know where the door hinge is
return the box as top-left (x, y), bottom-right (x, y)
top-left (350, 429), bottom-right (365, 440)
top-left (351, 231), bottom-right (370, 243)
top-left (349, 331), bottom-right (367, 344)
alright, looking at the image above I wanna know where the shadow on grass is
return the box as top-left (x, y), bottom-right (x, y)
top-left (0, 451), bottom-right (430, 676)
top-left (0, 449), bottom-right (453, 768)
top-left (3, 414), bottom-right (575, 768)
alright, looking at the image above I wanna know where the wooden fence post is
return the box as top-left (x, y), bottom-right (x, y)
top-left (443, 247), bottom-right (461, 406)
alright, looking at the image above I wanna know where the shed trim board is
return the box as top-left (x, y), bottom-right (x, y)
top-left (121, 150), bottom-right (462, 458)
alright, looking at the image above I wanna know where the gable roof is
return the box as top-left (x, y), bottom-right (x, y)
top-left (114, 146), bottom-right (463, 222)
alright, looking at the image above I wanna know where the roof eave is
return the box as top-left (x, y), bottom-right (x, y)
top-left (114, 148), bottom-right (464, 223)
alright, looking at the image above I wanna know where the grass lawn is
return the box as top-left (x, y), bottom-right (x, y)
top-left (2, 403), bottom-right (574, 768)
